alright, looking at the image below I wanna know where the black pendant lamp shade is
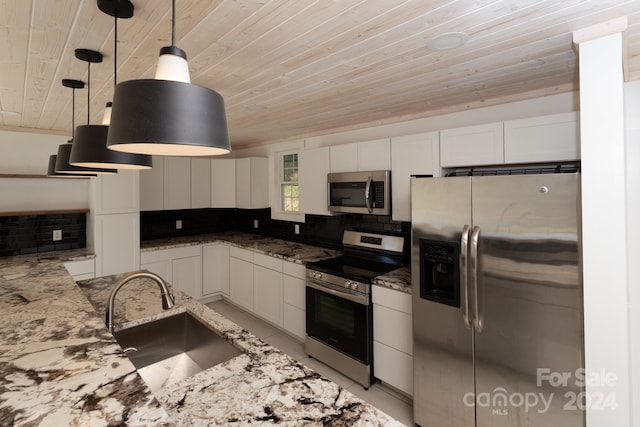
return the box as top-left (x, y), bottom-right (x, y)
top-left (69, 31), bottom-right (152, 169)
top-left (48, 154), bottom-right (96, 178)
top-left (106, 0), bottom-right (230, 156)
top-left (107, 79), bottom-right (230, 156)
top-left (55, 78), bottom-right (116, 175)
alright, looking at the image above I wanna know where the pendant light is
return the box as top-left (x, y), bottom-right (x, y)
top-left (69, 41), bottom-right (152, 169)
top-left (55, 79), bottom-right (115, 175)
top-left (106, 0), bottom-right (230, 156)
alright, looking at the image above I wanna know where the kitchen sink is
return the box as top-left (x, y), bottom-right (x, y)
top-left (113, 311), bottom-right (242, 394)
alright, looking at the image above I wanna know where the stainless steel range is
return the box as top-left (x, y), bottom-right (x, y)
top-left (305, 230), bottom-right (405, 389)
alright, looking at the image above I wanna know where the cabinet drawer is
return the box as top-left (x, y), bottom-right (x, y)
top-left (63, 259), bottom-right (95, 277)
top-left (283, 274), bottom-right (305, 310)
top-left (254, 252), bottom-right (283, 271)
top-left (229, 246), bottom-right (253, 262)
top-left (372, 285), bottom-right (412, 313)
top-left (141, 245), bottom-right (201, 264)
top-left (373, 304), bottom-right (413, 355)
top-left (373, 340), bottom-right (413, 396)
top-left (283, 260), bottom-right (306, 279)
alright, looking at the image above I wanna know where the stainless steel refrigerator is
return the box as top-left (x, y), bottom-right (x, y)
top-left (411, 173), bottom-right (584, 427)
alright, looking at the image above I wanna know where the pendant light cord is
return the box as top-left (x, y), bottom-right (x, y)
top-left (171, 0), bottom-right (176, 46)
top-left (86, 60), bottom-right (91, 124)
top-left (71, 88), bottom-right (76, 140)
top-left (114, 15), bottom-right (118, 88)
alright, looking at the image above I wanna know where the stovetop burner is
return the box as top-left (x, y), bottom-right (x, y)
top-left (308, 255), bottom-right (401, 284)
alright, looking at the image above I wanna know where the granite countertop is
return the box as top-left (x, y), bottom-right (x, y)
top-left (141, 232), bottom-right (412, 292)
top-left (0, 251), bottom-right (405, 426)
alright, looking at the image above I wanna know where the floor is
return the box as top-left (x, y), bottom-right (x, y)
top-left (205, 299), bottom-right (414, 426)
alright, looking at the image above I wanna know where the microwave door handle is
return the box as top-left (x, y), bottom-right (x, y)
top-left (469, 226), bottom-right (482, 333)
top-left (365, 176), bottom-right (373, 213)
top-left (460, 225), bottom-right (471, 329)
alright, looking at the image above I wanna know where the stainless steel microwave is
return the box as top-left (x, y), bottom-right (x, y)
top-left (327, 170), bottom-right (391, 215)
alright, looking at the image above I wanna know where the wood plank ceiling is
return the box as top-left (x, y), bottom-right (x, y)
top-left (1, 0), bottom-right (639, 149)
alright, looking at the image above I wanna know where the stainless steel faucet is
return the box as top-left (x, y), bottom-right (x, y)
top-left (105, 270), bottom-right (175, 333)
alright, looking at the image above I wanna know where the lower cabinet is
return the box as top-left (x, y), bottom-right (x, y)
top-left (229, 247), bottom-right (254, 311)
top-left (283, 261), bottom-right (306, 340)
top-left (140, 245), bottom-right (202, 300)
top-left (202, 243), bottom-right (229, 297)
top-left (253, 253), bottom-right (284, 327)
top-left (63, 258), bottom-right (95, 281)
top-left (372, 285), bottom-right (413, 396)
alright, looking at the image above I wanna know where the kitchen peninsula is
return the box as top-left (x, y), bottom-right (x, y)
top-left (0, 246), bottom-right (404, 425)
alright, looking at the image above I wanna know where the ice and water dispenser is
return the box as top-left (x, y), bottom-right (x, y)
top-left (419, 240), bottom-right (461, 308)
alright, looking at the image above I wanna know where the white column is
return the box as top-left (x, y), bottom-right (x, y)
top-left (573, 18), bottom-right (630, 426)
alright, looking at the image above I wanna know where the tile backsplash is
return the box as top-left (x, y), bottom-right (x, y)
top-left (141, 208), bottom-right (411, 261)
top-left (0, 213), bottom-right (86, 257)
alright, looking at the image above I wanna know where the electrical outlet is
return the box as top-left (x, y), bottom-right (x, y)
top-left (253, 220), bottom-right (258, 229)
top-left (294, 224), bottom-right (300, 235)
top-left (176, 220), bottom-right (182, 230)
top-left (53, 229), bottom-right (62, 241)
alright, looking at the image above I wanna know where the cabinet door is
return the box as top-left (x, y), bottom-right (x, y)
top-left (202, 243), bottom-right (229, 296)
top-left (373, 340), bottom-right (413, 396)
top-left (191, 158), bottom-right (211, 208)
top-left (212, 159), bottom-right (236, 208)
top-left (357, 138), bottom-right (391, 171)
top-left (329, 143), bottom-right (358, 173)
top-left (391, 132), bottom-right (440, 222)
top-left (254, 265), bottom-right (283, 327)
top-left (140, 259), bottom-right (171, 283)
top-left (140, 156), bottom-right (163, 211)
top-left (93, 170), bottom-right (140, 214)
top-left (172, 255), bottom-right (202, 299)
top-left (299, 146), bottom-right (332, 215)
top-left (164, 157), bottom-right (191, 210)
top-left (440, 122), bottom-right (504, 167)
top-left (94, 213), bottom-right (140, 277)
top-left (236, 157), bottom-right (268, 209)
top-left (229, 256), bottom-right (253, 311)
top-left (504, 112), bottom-right (580, 163)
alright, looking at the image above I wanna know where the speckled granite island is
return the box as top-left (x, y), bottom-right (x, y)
top-left (0, 240), bottom-right (406, 426)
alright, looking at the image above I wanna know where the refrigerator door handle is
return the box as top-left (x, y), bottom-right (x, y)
top-left (460, 225), bottom-right (472, 328)
top-left (470, 226), bottom-right (483, 332)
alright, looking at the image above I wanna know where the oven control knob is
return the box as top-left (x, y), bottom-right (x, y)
top-left (345, 281), bottom-right (351, 289)
top-left (314, 272), bottom-right (322, 279)
top-left (351, 282), bottom-right (359, 290)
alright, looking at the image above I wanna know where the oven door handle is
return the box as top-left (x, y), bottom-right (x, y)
top-left (306, 280), bottom-right (369, 306)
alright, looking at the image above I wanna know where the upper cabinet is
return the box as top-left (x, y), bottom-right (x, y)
top-left (391, 131), bottom-right (440, 222)
top-left (236, 157), bottom-right (269, 209)
top-left (440, 122), bottom-right (504, 167)
top-left (299, 146), bottom-right (332, 216)
top-left (140, 156), bottom-right (164, 211)
top-left (91, 169), bottom-right (140, 214)
top-left (211, 159), bottom-right (236, 208)
top-left (504, 112), bottom-right (580, 163)
top-left (164, 157), bottom-right (191, 210)
top-left (330, 138), bottom-right (391, 172)
top-left (191, 158), bottom-right (212, 209)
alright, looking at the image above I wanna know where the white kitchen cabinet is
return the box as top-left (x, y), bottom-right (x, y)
top-left (283, 261), bottom-right (306, 340)
top-left (91, 170), bottom-right (140, 214)
top-left (229, 246), bottom-right (254, 311)
top-left (440, 122), bottom-right (504, 167)
top-left (94, 212), bottom-right (140, 277)
top-left (172, 254), bottom-right (202, 300)
top-left (140, 245), bottom-right (203, 299)
top-left (504, 112), bottom-right (580, 163)
top-left (211, 159), bottom-right (236, 208)
top-left (140, 156), bottom-right (164, 211)
top-left (253, 253), bottom-right (284, 327)
top-left (372, 285), bottom-right (413, 396)
top-left (391, 131), bottom-right (440, 222)
top-left (236, 157), bottom-right (268, 209)
top-left (299, 146), bottom-right (333, 216)
top-left (330, 139), bottom-right (391, 172)
top-left (164, 157), bottom-right (191, 210)
top-left (63, 258), bottom-right (95, 281)
top-left (191, 158), bottom-right (212, 209)
top-left (202, 243), bottom-right (229, 296)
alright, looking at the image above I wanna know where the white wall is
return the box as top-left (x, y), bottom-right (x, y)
top-left (624, 80), bottom-right (640, 426)
top-left (0, 129), bottom-right (89, 212)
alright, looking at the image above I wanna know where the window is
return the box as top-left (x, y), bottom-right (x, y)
top-left (280, 153), bottom-right (299, 212)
